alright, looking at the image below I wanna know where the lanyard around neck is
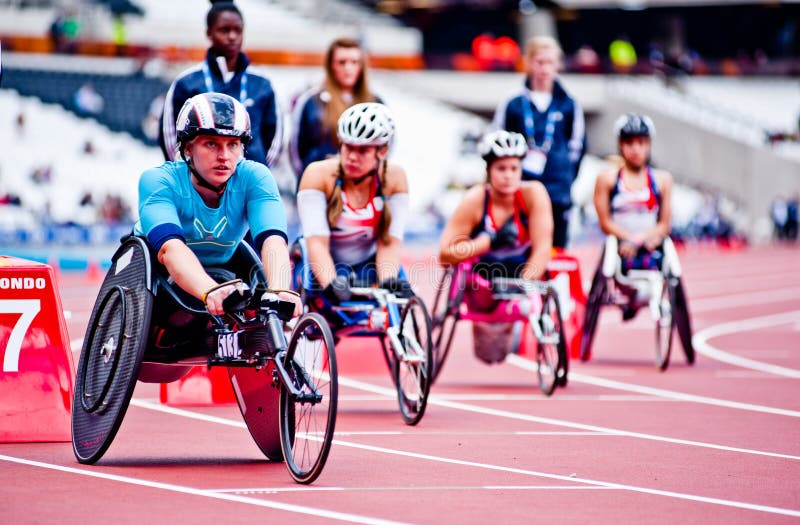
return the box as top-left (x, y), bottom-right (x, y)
top-left (202, 61), bottom-right (248, 103)
top-left (522, 97), bottom-right (558, 153)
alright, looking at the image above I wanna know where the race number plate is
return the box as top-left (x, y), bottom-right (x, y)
top-left (217, 331), bottom-right (241, 358)
top-left (522, 148), bottom-right (547, 176)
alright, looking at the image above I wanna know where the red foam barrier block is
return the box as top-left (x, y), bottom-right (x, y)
top-left (0, 256), bottom-right (75, 442)
top-left (159, 365), bottom-right (236, 406)
top-left (547, 251), bottom-right (587, 360)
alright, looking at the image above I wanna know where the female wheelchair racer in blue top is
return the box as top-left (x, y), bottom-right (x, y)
top-left (295, 102), bottom-right (411, 302)
top-left (135, 92), bottom-right (302, 317)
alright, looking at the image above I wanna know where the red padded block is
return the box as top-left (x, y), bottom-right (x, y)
top-left (159, 366), bottom-right (236, 406)
top-left (0, 256), bottom-right (75, 442)
top-left (547, 251), bottom-right (587, 360)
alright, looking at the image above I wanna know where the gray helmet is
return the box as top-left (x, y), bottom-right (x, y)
top-left (614, 113), bottom-right (655, 140)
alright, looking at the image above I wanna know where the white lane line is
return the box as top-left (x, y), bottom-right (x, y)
top-left (304, 379), bottom-right (800, 461)
top-left (326, 439), bottom-right (800, 518)
top-left (507, 355), bottom-right (800, 418)
top-left (690, 287), bottom-right (800, 313)
top-left (126, 401), bottom-right (800, 518)
top-left (0, 454), bottom-right (407, 525)
top-left (208, 485), bottom-right (618, 494)
top-left (693, 310), bottom-right (800, 379)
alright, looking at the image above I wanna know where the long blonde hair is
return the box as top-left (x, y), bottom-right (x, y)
top-left (327, 156), bottom-right (393, 245)
top-left (323, 38), bottom-right (376, 145)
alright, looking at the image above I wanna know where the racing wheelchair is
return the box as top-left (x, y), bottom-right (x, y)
top-left (580, 235), bottom-right (694, 370)
top-left (430, 260), bottom-right (569, 396)
top-left (291, 238), bottom-right (433, 425)
top-left (72, 236), bottom-right (338, 484)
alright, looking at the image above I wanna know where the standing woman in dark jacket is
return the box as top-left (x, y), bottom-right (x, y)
top-left (160, 1), bottom-right (283, 167)
top-left (493, 36), bottom-right (586, 249)
top-left (290, 37), bottom-right (380, 182)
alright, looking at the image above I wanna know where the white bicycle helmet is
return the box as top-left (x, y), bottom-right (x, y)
top-left (614, 113), bottom-right (656, 140)
top-left (478, 130), bottom-right (527, 162)
top-left (337, 102), bottom-right (395, 146)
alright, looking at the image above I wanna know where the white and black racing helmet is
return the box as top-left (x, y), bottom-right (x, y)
top-left (337, 102), bottom-right (395, 146)
top-left (614, 113), bottom-right (655, 140)
top-left (176, 92), bottom-right (251, 147)
top-left (478, 130), bottom-right (527, 163)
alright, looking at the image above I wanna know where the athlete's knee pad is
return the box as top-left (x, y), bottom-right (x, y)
top-left (602, 236), bottom-right (620, 278)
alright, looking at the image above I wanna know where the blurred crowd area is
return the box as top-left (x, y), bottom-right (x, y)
top-left (0, 0), bottom-right (798, 249)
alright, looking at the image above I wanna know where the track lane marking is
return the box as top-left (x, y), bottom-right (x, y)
top-left (124, 401), bottom-right (800, 518)
top-left (208, 485), bottom-right (618, 494)
top-left (508, 355), bottom-right (800, 418)
top-left (693, 310), bottom-right (800, 378)
top-left (0, 454), bottom-right (408, 525)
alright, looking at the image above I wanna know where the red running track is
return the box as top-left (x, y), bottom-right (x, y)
top-left (2, 243), bottom-right (799, 524)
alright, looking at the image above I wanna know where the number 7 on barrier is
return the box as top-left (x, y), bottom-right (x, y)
top-left (1, 299), bottom-right (41, 373)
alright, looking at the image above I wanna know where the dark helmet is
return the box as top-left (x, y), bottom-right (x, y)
top-left (614, 113), bottom-right (655, 140)
top-left (175, 92), bottom-right (251, 147)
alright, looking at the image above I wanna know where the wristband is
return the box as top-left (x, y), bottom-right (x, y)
top-left (265, 288), bottom-right (300, 298)
top-left (202, 279), bottom-right (243, 305)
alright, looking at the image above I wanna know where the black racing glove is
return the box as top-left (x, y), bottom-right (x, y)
top-left (490, 216), bottom-right (520, 250)
top-left (379, 276), bottom-right (414, 298)
top-left (322, 274), bottom-right (352, 304)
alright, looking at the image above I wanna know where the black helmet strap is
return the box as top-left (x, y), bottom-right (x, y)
top-left (180, 148), bottom-right (227, 197)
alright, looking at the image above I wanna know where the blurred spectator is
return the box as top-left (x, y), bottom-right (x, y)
top-left (111, 15), bottom-right (128, 56)
top-left (573, 45), bottom-right (600, 73)
top-left (15, 111), bottom-right (25, 138)
top-left (141, 92), bottom-right (166, 144)
top-left (290, 37), bottom-right (381, 183)
top-left (98, 194), bottom-right (131, 225)
top-left (74, 82), bottom-right (105, 117)
top-left (50, 9), bottom-right (80, 54)
top-left (787, 195), bottom-right (799, 241)
top-left (771, 196), bottom-right (788, 239)
top-left (493, 35), bottom-right (586, 249)
top-left (609, 36), bottom-right (637, 72)
top-left (30, 165), bottom-right (53, 185)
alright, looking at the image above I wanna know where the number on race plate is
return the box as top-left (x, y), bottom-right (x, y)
top-left (217, 331), bottom-right (241, 358)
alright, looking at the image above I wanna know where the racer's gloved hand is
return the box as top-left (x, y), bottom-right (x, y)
top-left (379, 276), bottom-right (414, 298)
top-left (490, 217), bottom-right (519, 251)
top-left (322, 274), bottom-right (352, 304)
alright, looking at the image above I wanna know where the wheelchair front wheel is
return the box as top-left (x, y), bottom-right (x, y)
top-left (395, 295), bottom-right (433, 425)
top-left (279, 313), bottom-right (338, 484)
top-left (580, 267), bottom-right (606, 362)
top-left (430, 266), bottom-right (462, 384)
top-left (536, 288), bottom-right (568, 396)
top-left (655, 280), bottom-right (674, 371)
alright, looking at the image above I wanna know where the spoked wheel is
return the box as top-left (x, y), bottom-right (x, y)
top-left (655, 279), bottom-right (674, 371)
top-left (72, 238), bottom-right (153, 464)
top-left (279, 313), bottom-right (338, 484)
top-left (395, 295), bottom-right (433, 425)
top-left (580, 267), bottom-right (606, 362)
top-left (536, 288), bottom-right (568, 396)
top-left (430, 266), bottom-right (463, 384)
top-left (671, 277), bottom-right (695, 365)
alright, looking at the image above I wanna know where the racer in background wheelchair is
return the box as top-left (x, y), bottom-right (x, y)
top-left (295, 102), bottom-right (432, 424)
top-left (581, 113), bottom-right (694, 369)
top-left (434, 130), bottom-right (569, 394)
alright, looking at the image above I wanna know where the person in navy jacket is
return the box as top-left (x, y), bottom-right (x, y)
top-left (160, 1), bottom-right (283, 168)
top-left (493, 36), bottom-right (585, 248)
top-left (290, 37), bottom-right (380, 184)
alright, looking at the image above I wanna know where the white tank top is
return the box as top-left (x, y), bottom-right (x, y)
top-left (610, 168), bottom-right (661, 234)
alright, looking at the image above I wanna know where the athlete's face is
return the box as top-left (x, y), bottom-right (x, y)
top-left (619, 136), bottom-right (651, 170)
top-left (207, 11), bottom-right (243, 62)
top-left (526, 47), bottom-right (559, 90)
top-left (331, 47), bottom-right (363, 90)
top-left (488, 157), bottom-right (523, 195)
top-left (186, 135), bottom-right (243, 185)
top-left (340, 143), bottom-right (384, 179)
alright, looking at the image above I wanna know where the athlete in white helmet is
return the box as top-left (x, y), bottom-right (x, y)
top-left (439, 129), bottom-right (554, 283)
top-left (296, 102), bottom-right (411, 302)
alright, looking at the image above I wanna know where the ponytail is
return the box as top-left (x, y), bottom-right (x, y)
top-left (377, 160), bottom-right (392, 244)
top-left (327, 164), bottom-right (344, 229)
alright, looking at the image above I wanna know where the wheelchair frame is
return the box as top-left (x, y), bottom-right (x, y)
top-left (291, 238), bottom-right (433, 426)
top-left (430, 260), bottom-right (569, 396)
top-left (71, 236), bottom-right (338, 484)
top-left (580, 236), bottom-right (695, 370)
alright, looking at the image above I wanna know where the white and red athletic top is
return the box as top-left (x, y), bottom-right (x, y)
top-left (610, 167), bottom-right (661, 235)
top-left (330, 177), bottom-right (384, 265)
